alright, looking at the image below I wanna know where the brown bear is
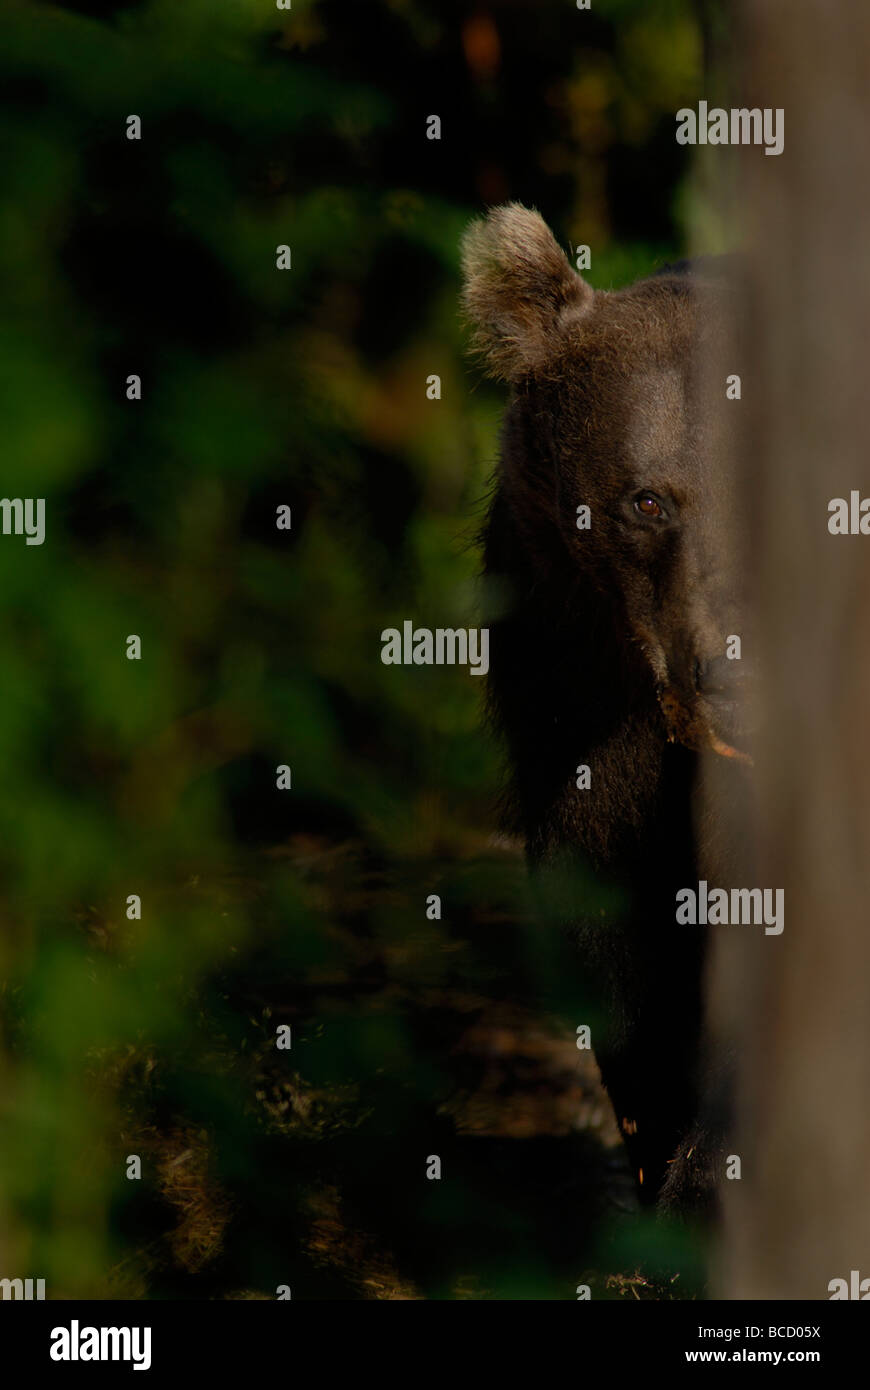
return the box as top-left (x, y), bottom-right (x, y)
top-left (461, 204), bottom-right (753, 1212)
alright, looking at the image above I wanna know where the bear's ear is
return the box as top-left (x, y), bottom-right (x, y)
top-left (461, 203), bottom-right (593, 382)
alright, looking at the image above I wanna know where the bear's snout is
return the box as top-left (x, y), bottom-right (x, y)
top-left (694, 653), bottom-right (746, 701)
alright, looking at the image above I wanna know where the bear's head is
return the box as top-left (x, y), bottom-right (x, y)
top-left (462, 203), bottom-right (752, 763)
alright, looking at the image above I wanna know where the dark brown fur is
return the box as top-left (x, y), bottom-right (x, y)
top-left (462, 205), bottom-right (750, 1210)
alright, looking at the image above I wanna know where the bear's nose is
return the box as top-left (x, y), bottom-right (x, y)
top-left (694, 654), bottom-right (746, 700)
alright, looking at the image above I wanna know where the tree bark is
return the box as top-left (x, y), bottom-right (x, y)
top-left (711, 0), bottom-right (870, 1300)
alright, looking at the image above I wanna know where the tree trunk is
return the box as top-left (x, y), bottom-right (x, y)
top-left (711, 0), bottom-right (870, 1300)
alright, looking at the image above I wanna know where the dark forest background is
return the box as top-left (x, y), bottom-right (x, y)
top-left (0, 0), bottom-right (723, 1298)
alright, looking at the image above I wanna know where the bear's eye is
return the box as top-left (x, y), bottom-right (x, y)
top-left (634, 492), bottom-right (664, 519)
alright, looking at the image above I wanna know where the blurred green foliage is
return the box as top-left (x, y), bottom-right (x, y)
top-left (0, 0), bottom-right (711, 1298)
